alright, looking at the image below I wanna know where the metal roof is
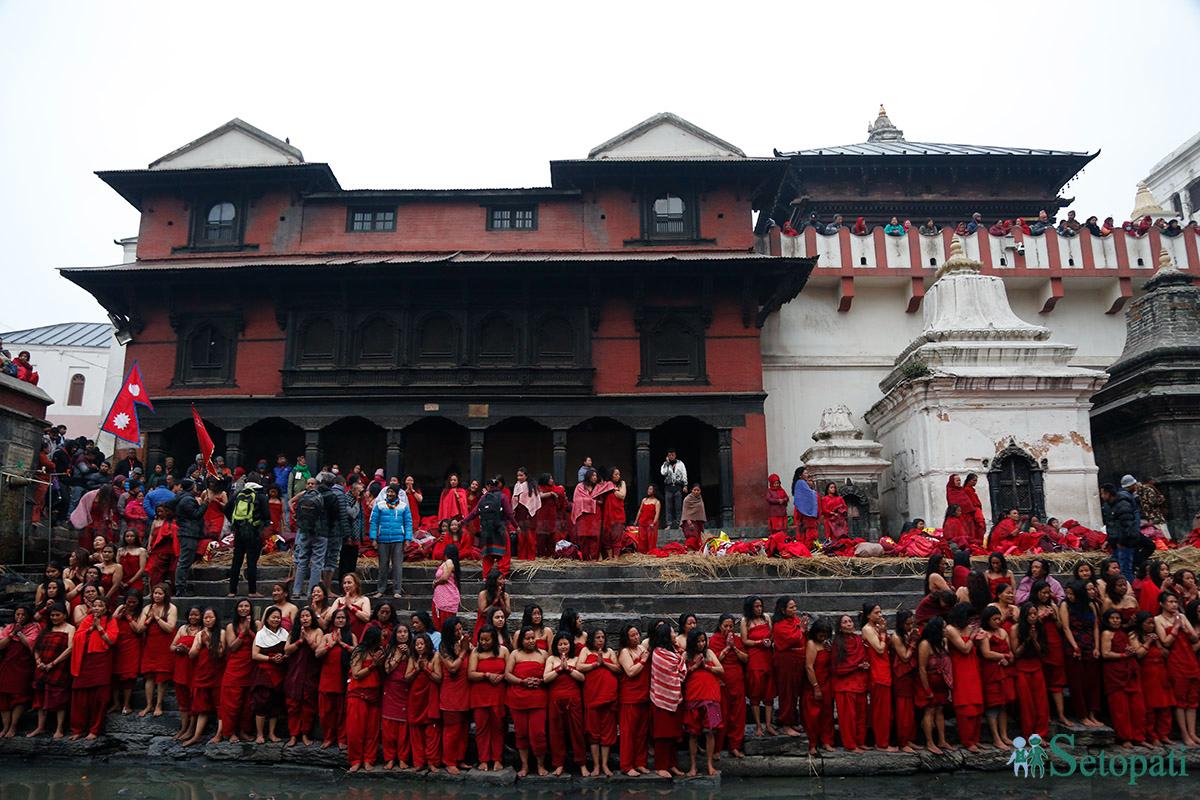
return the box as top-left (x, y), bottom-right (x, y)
top-left (777, 141), bottom-right (1093, 158)
top-left (60, 250), bottom-right (779, 274)
top-left (0, 321), bottom-right (113, 348)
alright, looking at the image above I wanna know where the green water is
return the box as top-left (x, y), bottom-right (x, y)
top-left (0, 763), bottom-right (1192, 800)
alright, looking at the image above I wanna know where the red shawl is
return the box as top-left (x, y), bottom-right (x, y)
top-left (942, 516), bottom-right (969, 550)
top-left (766, 473), bottom-right (789, 513)
top-left (70, 613), bottom-right (119, 677)
top-left (946, 476), bottom-right (971, 510)
top-left (571, 480), bottom-right (615, 524)
top-left (988, 517), bottom-right (1019, 551)
top-left (438, 487), bottom-right (469, 520)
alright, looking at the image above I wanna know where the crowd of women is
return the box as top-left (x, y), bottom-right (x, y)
top-left (2, 551), bottom-right (1200, 777)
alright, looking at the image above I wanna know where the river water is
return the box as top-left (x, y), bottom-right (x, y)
top-left (0, 763), bottom-right (1191, 800)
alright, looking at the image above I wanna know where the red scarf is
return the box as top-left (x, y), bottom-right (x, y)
top-left (70, 613), bottom-right (118, 677)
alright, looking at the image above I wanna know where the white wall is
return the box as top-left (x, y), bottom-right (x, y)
top-left (20, 342), bottom-right (115, 437)
top-left (1144, 131), bottom-right (1200, 223)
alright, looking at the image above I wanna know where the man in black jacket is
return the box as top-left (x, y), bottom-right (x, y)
top-left (1100, 483), bottom-right (1144, 582)
top-left (290, 472), bottom-right (340, 598)
top-left (173, 479), bottom-right (206, 596)
top-left (224, 480), bottom-right (270, 597)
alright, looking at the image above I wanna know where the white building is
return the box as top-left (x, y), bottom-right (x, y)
top-left (0, 321), bottom-right (125, 438)
top-left (1143, 129), bottom-right (1200, 224)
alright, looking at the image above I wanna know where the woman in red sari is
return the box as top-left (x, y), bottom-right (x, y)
top-left (890, 611), bottom-right (919, 752)
top-left (380, 623), bottom-right (412, 770)
top-left (468, 625), bottom-right (508, 772)
top-left (766, 474), bottom-right (789, 535)
top-left (109, 590), bottom-right (143, 715)
top-left (212, 598), bottom-right (256, 743)
top-left (648, 620), bottom-right (686, 778)
top-left (710, 613), bottom-right (747, 758)
top-left (315, 607), bottom-right (354, 749)
top-left (134, 582), bottom-right (177, 718)
top-left (437, 473), bottom-right (469, 524)
top-left (283, 607), bottom-right (322, 746)
top-left (861, 602), bottom-right (895, 750)
top-left (28, 604), bottom-right (73, 739)
top-left (170, 606), bottom-right (202, 739)
top-left (600, 468), bottom-right (627, 560)
top-left (345, 626), bottom-right (385, 772)
top-left (961, 473), bottom-right (987, 545)
top-left (511, 469), bottom-right (541, 562)
top-left (832, 613), bottom-right (870, 750)
top-left (69, 597), bottom-right (118, 739)
top-left (1011, 602), bottom-right (1050, 740)
top-left (916, 616), bottom-right (952, 753)
top-left (945, 603), bottom-right (984, 751)
top-left (404, 476), bottom-right (424, 533)
top-left (407, 631), bottom-right (443, 771)
top-left (438, 617), bottom-right (472, 773)
top-left (635, 485), bottom-right (661, 554)
top-left (942, 505), bottom-right (969, 551)
top-left (182, 607), bottom-right (224, 746)
top-left (1137, 610), bottom-right (1174, 745)
top-left (771, 596), bottom-right (806, 737)
top-left (116, 528), bottom-right (147, 595)
top-left (544, 630), bottom-right (586, 775)
top-left (1029, 580), bottom-right (1072, 727)
top-left (819, 483), bottom-right (849, 541)
top-left (1100, 608), bottom-right (1146, 745)
top-left (571, 470), bottom-right (612, 562)
top-left (534, 476), bottom-right (565, 556)
top-left (978, 606), bottom-right (1016, 749)
top-left (1155, 591), bottom-right (1200, 746)
top-left (0, 606), bottom-right (38, 737)
top-left (505, 626), bottom-right (548, 777)
top-left (579, 628), bottom-right (620, 776)
top-left (616, 625), bottom-right (651, 775)
top-left (683, 628), bottom-right (724, 777)
top-left (803, 617), bottom-right (836, 754)
top-left (250, 607), bottom-right (289, 744)
top-left (740, 596), bottom-right (775, 737)
top-left (463, 479), bottom-right (482, 546)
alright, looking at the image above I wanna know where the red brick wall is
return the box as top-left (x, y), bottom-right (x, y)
top-left (592, 296), bottom-right (764, 395)
top-left (124, 305), bottom-right (284, 397)
top-left (732, 412), bottom-right (769, 526)
top-left (133, 188), bottom-right (756, 259)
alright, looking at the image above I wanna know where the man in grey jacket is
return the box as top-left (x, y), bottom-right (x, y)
top-left (173, 478), bottom-right (206, 596)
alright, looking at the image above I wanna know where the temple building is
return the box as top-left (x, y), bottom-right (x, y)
top-left (61, 115), bottom-right (815, 527)
top-left (773, 106), bottom-right (1097, 227)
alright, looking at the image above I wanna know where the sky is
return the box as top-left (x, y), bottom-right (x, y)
top-left (1, 0), bottom-right (1198, 332)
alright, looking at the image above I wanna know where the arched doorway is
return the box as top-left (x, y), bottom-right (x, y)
top-left (320, 417), bottom-right (386, 476)
top-left (650, 416), bottom-right (720, 525)
top-left (403, 417), bottom-right (470, 519)
top-left (986, 442), bottom-right (1046, 523)
top-left (159, 417), bottom-right (226, 477)
top-left (567, 417), bottom-right (636, 519)
top-left (240, 417), bottom-right (305, 471)
top-left (484, 417), bottom-right (552, 483)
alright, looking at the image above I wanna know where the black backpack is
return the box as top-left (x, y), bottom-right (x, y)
top-left (295, 489), bottom-right (323, 534)
top-left (477, 491), bottom-right (503, 525)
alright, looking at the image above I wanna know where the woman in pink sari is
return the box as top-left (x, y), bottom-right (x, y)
top-left (571, 470), bottom-right (614, 562)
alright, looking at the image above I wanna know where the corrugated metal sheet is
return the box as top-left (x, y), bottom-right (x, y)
top-left (60, 250), bottom-right (776, 274)
top-left (779, 141), bottom-right (1090, 158)
top-left (0, 321), bottom-right (113, 348)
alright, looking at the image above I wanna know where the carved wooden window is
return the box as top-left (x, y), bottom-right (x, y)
top-left (534, 316), bottom-right (576, 365)
top-left (298, 318), bottom-right (336, 363)
top-left (176, 318), bottom-right (238, 385)
top-left (416, 315), bottom-right (459, 365)
top-left (356, 316), bottom-right (396, 363)
top-left (477, 315), bottom-right (516, 364)
top-left (987, 445), bottom-right (1046, 523)
top-left (638, 308), bottom-right (707, 385)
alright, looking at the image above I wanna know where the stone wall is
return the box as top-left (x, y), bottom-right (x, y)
top-left (0, 374), bottom-right (52, 563)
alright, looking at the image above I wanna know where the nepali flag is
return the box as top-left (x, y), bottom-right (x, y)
top-left (100, 361), bottom-right (155, 445)
top-left (192, 404), bottom-right (217, 476)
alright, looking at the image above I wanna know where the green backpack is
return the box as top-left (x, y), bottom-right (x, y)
top-left (231, 488), bottom-right (259, 525)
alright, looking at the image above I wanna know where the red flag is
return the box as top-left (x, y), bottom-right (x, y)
top-left (192, 404), bottom-right (217, 476)
top-left (100, 361), bottom-right (155, 445)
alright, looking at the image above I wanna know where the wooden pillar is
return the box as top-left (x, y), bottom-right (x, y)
top-left (552, 428), bottom-right (568, 487)
top-left (635, 429), bottom-right (651, 504)
top-left (145, 432), bottom-right (165, 472)
top-left (304, 430), bottom-right (321, 470)
top-left (385, 429), bottom-right (404, 479)
top-left (469, 429), bottom-right (485, 484)
top-left (718, 428), bottom-right (734, 528)
top-left (224, 430), bottom-right (242, 471)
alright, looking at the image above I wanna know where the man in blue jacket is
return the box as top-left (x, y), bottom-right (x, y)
top-left (370, 484), bottom-right (412, 598)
